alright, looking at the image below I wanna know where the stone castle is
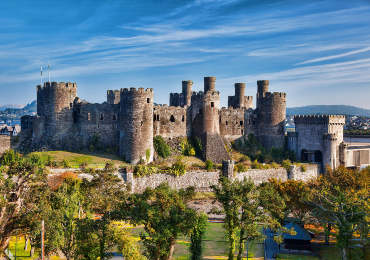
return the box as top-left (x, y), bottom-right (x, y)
top-left (23, 77), bottom-right (286, 164)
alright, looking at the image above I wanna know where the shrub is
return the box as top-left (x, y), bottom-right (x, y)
top-left (133, 165), bottom-right (157, 177)
top-left (251, 159), bottom-right (261, 169)
top-left (206, 159), bottom-right (213, 171)
top-left (80, 161), bottom-right (89, 168)
top-left (104, 161), bottom-right (116, 173)
top-left (153, 136), bottom-right (171, 158)
top-left (84, 167), bottom-right (95, 174)
top-left (282, 159), bottom-right (292, 171)
top-left (239, 155), bottom-right (250, 163)
top-left (0, 149), bottom-right (21, 166)
top-left (146, 149), bottom-right (151, 163)
top-left (271, 162), bottom-right (279, 169)
top-left (192, 137), bottom-right (203, 156)
top-left (235, 163), bottom-right (247, 172)
top-left (63, 158), bottom-right (71, 168)
top-left (168, 161), bottom-right (186, 176)
top-left (188, 148), bottom-right (196, 156)
top-left (301, 165), bottom-right (307, 172)
top-left (29, 153), bottom-right (43, 167)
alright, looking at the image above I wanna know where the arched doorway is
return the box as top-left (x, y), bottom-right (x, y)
top-left (301, 149), bottom-right (308, 162)
top-left (314, 150), bottom-right (323, 163)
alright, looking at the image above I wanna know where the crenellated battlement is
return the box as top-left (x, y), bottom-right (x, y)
top-left (204, 91), bottom-right (220, 97)
top-left (37, 81), bottom-right (77, 91)
top-left (257, 92), bottom-right (286, 99)
top-left (220, 107), bottom-right (244, 112)
top-left (120, 87), bottom-right (154, 95)
top-left (295, 115), bottom-right (345, 125)
top-left (323, 133), bottom-right (337, 141)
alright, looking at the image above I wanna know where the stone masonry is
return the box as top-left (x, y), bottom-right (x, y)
top-left (23, 77), bottom-right (287, 164)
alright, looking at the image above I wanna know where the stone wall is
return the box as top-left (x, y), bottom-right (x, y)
top-left (220, 107), bottom-right (244, 139)
top-left (289, 164), bottom-right (320, 182)
top-left (129, 171), bottom-right (220, 194)
top-left (235, 168), bottom-right (289, 184)
top-left (0, 135), bottom-right (11, 156)
top-left (153, 105), bottom-right (187, 138)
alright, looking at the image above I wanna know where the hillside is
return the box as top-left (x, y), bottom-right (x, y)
top-left (286, 105), bottom-right (370, 117)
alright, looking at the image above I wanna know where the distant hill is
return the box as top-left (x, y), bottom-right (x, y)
top-left (0, 103), bottom-right (26, 111)
top-left (286, 105), bottom-right (370, 117)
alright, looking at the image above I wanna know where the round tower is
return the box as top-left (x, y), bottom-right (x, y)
top-left (323, 133), bottom-right (338, 171)
top-left (37, 81), bottom-right (77, 135)
top-left (257, 80), bottom-right (269, 94)
top-left (339, 141), bottom-right (348, 166)
top-left (203, 91), bottom-right (220, 133)
top-left (235, 83), bottom-right (245, 109)
top-left (182, 80), bottom-right (193, 106)
top-left (120, 87), bottom-right (154, 164)
top-left (256, 82), bottom-right (286, 150)
top-left (204, 77), bottom-right (216, 93)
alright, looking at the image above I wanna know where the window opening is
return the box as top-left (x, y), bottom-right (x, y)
top-left (100, 113), bottom-right (104, 120)
top-left (87, 113), bottom-right (91, 121)
top-left (241, 129), bottom-right (243, 134)
top-left (70, 103), bottom-right (73, 108)
top-left (141, 121), bottom-right (143, 126)
top-left (153, 115), bottom-right (156, 121)
top-left (170, 115), bottom-right (175, 122)
top-left (211, 102), bottom-right (214, 107)
top-left (113, 115), bottom-right (117, 121)
top-left (226, 121), bottom-right (228, 125)
top-left (240, 121), bottom-right (243, 126)
top-left (182, 115), bottom-right (185, 122)
top-left (157, 115), bottom-right (160, 121)
top-left (147, 98), bottom-right (150, 103)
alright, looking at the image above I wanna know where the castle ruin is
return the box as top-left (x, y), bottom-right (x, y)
top-left (25, 77), bottom-right (287, 164)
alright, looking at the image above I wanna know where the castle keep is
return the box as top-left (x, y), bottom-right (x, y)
top-left (28, 77), bottom-right (286, 164)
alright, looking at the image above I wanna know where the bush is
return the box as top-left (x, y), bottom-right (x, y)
top-left (0, 149), bottom-right (22, 166)
top-left (235, 163), bottom-right (247, 172)
top-left (192, 137), bottom-right (203, 156)
top-left (239, 155), bottom-right (250, 163)
top-left (282, 159), bottom-right (292, 171)
top-left (137, 157), bottom-right (145, 165)
top-left (168, 161), bottom-right (186, 176)
top-left (146, 149), bottom-right (151, 163)
top-left (63, 158), bottom-right (71, 168)
top-left (271, 162), bottom-right (279, 169)
top-left (206, 159), bottom-right (213, 171)
top-left (251, 159), bottom-right (261, 169)
top-left (301, 165), bottom-right (306, 172)
top-left (188, 148), bottom-right (196, 156)
top-left (133, 165), bottom-right (157, 177)
top-left (104, 161), bottom-right (116, 173)
top-left (80, 161), bottom-right (89, 168)
top-left (153, 136), bottom-right (171, 158)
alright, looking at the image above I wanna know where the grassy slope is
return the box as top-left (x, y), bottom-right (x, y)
top-left (26, 151), bottom-right (125, 168)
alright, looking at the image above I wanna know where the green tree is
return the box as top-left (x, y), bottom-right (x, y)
top-left (78, 172), bottom-right (129, 260)
top-left (189, 212), bottom-right (209, 260)
top-left (0, 158), bottom-right (48, 258)
top-left (206, 159), bottom-right (213, 171)
top-left (121, 183), bottom-right (197, 260)
top-left (211, 177), bottom-right (292, 260)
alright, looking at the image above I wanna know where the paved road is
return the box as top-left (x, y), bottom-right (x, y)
top-left (265, 228), bottom-right (278, 260)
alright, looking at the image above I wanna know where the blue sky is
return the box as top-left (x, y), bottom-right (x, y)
top-left (0, 0), bottom-right (370, 108)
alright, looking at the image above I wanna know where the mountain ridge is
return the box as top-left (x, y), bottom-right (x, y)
top-left (286, 105), bottom-right (370, 117)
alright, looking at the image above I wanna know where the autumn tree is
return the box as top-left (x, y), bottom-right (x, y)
top-left (121, 183), bottom-right (197, 260)
top-left (0, 156), bottom-right (49, 258)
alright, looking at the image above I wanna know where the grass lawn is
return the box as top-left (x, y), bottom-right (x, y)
top-left (130, 222), bottom-right (264, 260)
top-left (7, 236), bottom-right (38, 260)
top-left (276, 254), bottom-right (319, 260)
top-left (26, 151), bottom-right (125, 168)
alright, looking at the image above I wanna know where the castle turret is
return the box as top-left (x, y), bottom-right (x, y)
top-left (182, 80), bottom-right (193, 106)
top-left (323, 133), bottom-right (338, 170)
top-left (203, 91), bottom-right (220, 133)
top-left (204, 77), bottom-right (216, 93)
top-left (36, 81), bottom-right (77, 136)
top-left (228, 83), bottom-right (253, 109)
top-left (120, 87), bottom-right (154, 164)
top-left (107, 90), bottom-right (120, 104)
top-left (256, 80), bottom-right (286, 149)
top-left (339, 141), bottom-right (348, 166)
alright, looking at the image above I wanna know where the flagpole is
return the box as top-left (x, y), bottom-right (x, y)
top-left (41, 66), bottom-right (42, 86)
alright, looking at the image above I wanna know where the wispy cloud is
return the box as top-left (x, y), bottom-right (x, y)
top-left (295, 46), bottom-right (370, 65)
